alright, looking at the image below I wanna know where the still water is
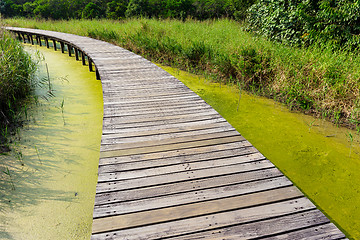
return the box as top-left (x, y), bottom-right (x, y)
top-left (159, 65), bottom-right (360, 239)
top-left (0, 44), bottom-right (103, 239)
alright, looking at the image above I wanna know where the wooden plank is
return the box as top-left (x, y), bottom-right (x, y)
top-left (93, 176), bottom-right (293, 218)
top-left (100, 131), bottom-right (239, 151)
top-left (98, 144), bottom-right (255, 171)
top-left (100, 121), bottom-right (231, 140)
top-left (99, 135), bottom-right (245, 158)
top-left (98, 141), bottom-right (250, 166)
top-left (102, 94), bottom-right (201, 106)
top-left (261, 223), bottom-right (345, 240)
top-left (101, 114), bottom-right (224, 132)
top-left (92, 186), bottom-right (303, 233)
top-left (97, 152), bottom-right (267, 182)
top-left (100, 126), bottom-right (236, 145)
top-left (103, 104), bottom-right (212, 118)
top-left (95, 158), bottom-right (274, 193)
top-left (166, 211), bottom-right (339, 240)
top-left (94, 168), bottom-right (283, 205)
top-left (91, 197), bottom-right (316, 239)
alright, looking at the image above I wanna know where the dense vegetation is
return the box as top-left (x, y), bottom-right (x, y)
top-left (5, 18), bottom-right (360, 129)
top-left (248, 0), bottom-right (360, 50)
top-left (0, 0), bottom-right (254, 20)
top-left (2, 0), bottom-right (360, 128)
top-left (0, 27), bottom-right (37, 148)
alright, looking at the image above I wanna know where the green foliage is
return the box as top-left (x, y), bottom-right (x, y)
top-left (106, 0), bottom-right (128, 19)
top-left (0, 28), bottom-right (37, 143)
top-left (82, 2), bottom-right (104, 19)
top-left (1, 0), bottom-right (256, 20)
top-left (247, 0), bottom-right (360, 50)
top-left (125, 0), bottom-right (149, 17)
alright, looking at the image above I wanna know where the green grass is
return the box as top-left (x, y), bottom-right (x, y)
top-left (5, 17), bottom-right (360, 128)
top-left (0, 25), bottom-right (38, 148)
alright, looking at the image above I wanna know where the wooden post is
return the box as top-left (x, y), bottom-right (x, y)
top-left (30, 35), bottom-right (34, 45)
top-left (27, 34), bottom-right (31, 43)
top-left (60, 42), bottom-right (65, 53)
top-left (81, 52), bottom-right (86, 65)
top-left (96, 67), bottom-right (101, 80)
top-left (89, 58), bottom-right (93, 72)
top-left (45, 38), bottom-right (50, 48)
top-left (38, 36), bottom-right (42, 46)
top-left (53, 40), bottom-right (57, 51)
top-left (17, 32), bottom-right (22, 41)
top-left (21, 33), bottom-right (26, 43)
top-left (67, 44), bottom-right (72, 57)
top-left (74, 48), bottom-right (79, 61)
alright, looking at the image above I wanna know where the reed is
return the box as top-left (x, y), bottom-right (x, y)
top-left (0, 25), bottom-right (38, 148)
top-left (5, 17), bottom-right (360, 128)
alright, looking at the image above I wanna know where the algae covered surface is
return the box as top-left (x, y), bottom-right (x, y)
top-left (159, 65), bottom-right (360, 239)
top-left (0, 45), bottom-right (103, 239)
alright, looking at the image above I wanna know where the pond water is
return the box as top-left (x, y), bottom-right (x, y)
top-left (0, 44), bottom-right (103, 239)
top-left (159, 65), bottom-right (360, 239)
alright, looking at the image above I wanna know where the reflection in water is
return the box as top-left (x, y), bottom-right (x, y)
top-left (0, 44), bottom-right (103, 239)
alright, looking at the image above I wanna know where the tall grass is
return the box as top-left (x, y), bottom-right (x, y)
top-left (5, 18), bottom-right (360, 127)
top-left (0, 26), bottom-right (38, 148)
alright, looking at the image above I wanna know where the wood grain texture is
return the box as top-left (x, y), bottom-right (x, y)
top-left (6, 27), bottom-right (346, 240)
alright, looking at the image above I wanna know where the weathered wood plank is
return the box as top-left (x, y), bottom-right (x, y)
top-left (98, 141), bottom-right (250, 166)
top-left (98, 144), bottom-right (255, 171)
top-left (93, 176), bottom-right (293, 218)
top-left (261, 223), bottom-right (345, 240)
top-left (92, 186), bottom-right (303, 233)
top-left (91, 197), bottom-right (316, 239)
top-left (97, 153), bottom-right (267, 182)
top-left (100, 121), bottom-right (231, 140)
top-left (166, 211), bottom-right (338, 240)
top-left (94, 167), bottom-right (283, 205)
top-left (100, 130), bottom-right (239, 151)
top-left (95, 158), bottom-right (275, 193)
top-left (99, 135), bottom-right (245, 158)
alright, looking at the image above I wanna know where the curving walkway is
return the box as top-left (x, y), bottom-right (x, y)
top-left (6, 27), bottom-right (347, 239)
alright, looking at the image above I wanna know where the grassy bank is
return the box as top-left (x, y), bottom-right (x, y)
top-left (0, 27), bottom-right (38, 149)
top-left (5, 18), bottom-right (360, 128)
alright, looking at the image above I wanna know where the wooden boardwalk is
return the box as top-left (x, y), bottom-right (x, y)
top-left (7, 27), bottom-right (347, 239)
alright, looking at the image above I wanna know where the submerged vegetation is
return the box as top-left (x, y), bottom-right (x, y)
top-left (5, 18), bottom-right (360, 128)
top-left (0, 27), bottom-right (38, 149)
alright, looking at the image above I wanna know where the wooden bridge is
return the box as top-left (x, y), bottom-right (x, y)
top-left (7, 27), bottom-right (347, 239)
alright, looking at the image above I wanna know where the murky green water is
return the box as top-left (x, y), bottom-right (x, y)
top-left (159, 65), bottom-right (360, 239)
top-left (0, 44), bottom-right (103, 239)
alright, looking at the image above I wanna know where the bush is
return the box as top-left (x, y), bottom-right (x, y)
top-left (247, 0), bottom-right (360, 50)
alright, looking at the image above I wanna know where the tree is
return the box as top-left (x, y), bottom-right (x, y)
top-left (125, 0), bottom-right (149, 17)
top-left (82, 1), bottom-right (103, 19)
top-left (106, 0), bottom-right (128, 19)
top-left (165, 0), bottom-right (193, 19)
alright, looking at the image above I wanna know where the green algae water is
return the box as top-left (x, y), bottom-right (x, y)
top-left (0, 44), bottom-right (103, 239)
top-left (159, 65), bottom-right (360, 239)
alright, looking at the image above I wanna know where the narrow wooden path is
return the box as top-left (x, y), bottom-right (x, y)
top-left (7, 27), bottom-right (347, 239)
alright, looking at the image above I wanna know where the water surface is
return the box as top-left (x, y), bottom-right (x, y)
top-left (159, 64), bottom-right (360, 239)
top-left (0, 44), bottom-right (103, 239)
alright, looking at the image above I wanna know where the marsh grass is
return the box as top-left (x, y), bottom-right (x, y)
top-left (0, 24), bottom-right (38, 148)
top-left (5, 18), bottom-right (360, 127)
